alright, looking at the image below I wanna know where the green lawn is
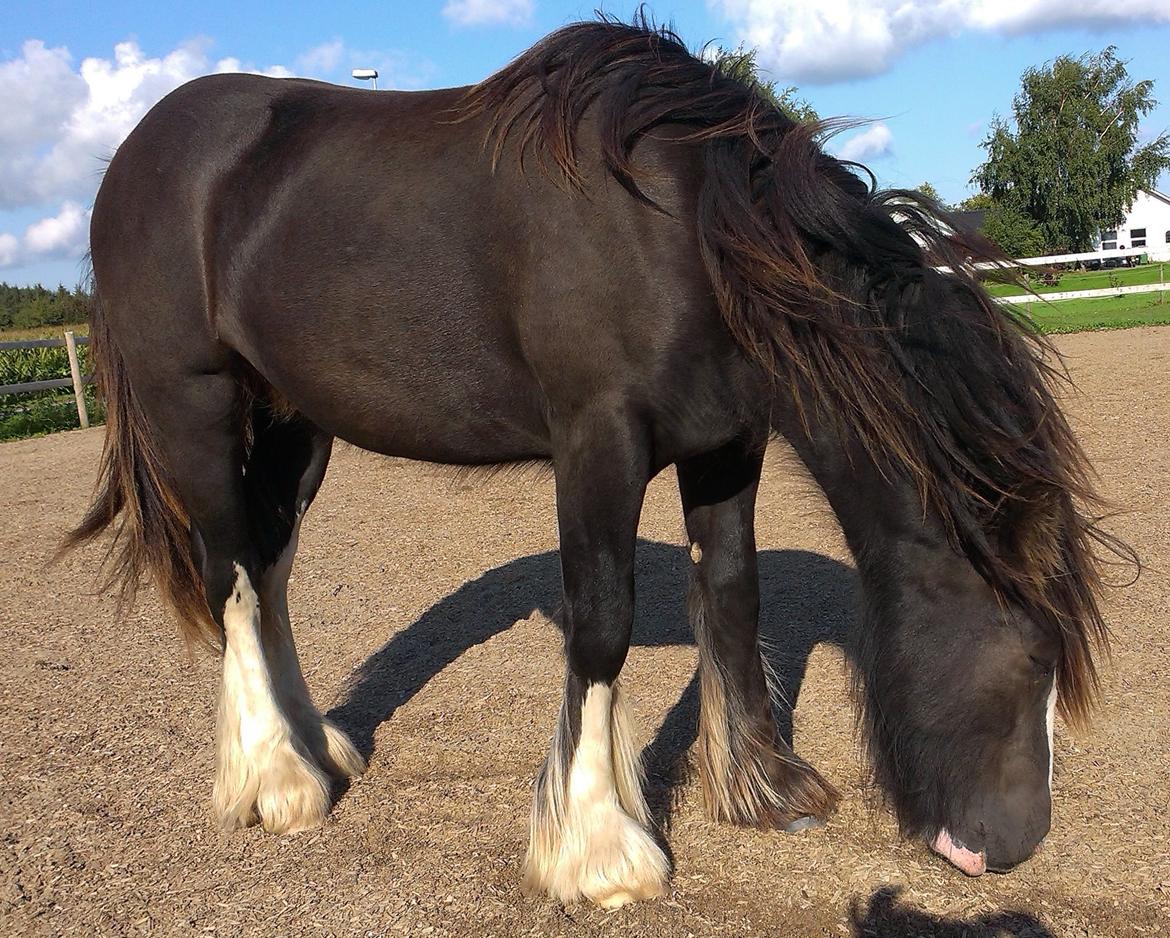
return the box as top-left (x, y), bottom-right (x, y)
top-left (986, 262), bottom-right (1167, 297)
top-left (1012, 291), bottom-right (1170, 334)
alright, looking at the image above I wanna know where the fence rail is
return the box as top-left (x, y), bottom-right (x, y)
top-left (0, 336), bottom-right (90, 351)
top-left (999, 280), bottom-right (1168, 305)
top-left (2, 376), bottom-right (94, 395)
top-left (0, 330), bottom-right (93, 429)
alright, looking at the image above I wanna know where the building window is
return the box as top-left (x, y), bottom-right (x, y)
top-left (1131, 227), bottom-right (1147, 248)
top-left (1102, 230), bottom-right (1117, 241)
top-left (1165, 230), bottom-right (1170, 244)
top-left (1102, 240), bottom-right (1117, 251)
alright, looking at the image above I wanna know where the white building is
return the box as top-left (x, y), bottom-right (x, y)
top-left (1097, 189), bottom-right (1170, 261)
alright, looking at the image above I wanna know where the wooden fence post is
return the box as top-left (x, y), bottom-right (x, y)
top-left (64, 330), bottom-right (89, 429)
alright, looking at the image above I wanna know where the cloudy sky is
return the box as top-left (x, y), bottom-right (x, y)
top-left (3, 0), bottom-right (1169, 287)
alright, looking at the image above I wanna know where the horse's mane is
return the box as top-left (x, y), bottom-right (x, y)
top-left (461, 16), bottom-right (1130, 726)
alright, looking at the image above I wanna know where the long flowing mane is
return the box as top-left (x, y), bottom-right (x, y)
top-left (461, 16), bottom-right (1129, 726)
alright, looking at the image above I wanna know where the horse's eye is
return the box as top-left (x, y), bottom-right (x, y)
top-left (1028, 654), bottom-right (1055, 677)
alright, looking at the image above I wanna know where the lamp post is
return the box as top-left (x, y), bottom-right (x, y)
top-left (352, 68), bottom-right (378, 90)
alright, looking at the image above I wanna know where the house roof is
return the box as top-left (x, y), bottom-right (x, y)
top-left (1144, 188), bottom-right (1170, 207)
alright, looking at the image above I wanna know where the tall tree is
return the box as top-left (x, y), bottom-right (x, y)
top-left (710, 46), bottom-right (819, 124)
top-left (916, 181), bottom-right (946, 207)
top-left (973, 46), bottom-right (1170, 253)
top-left (956, 193), bottom-right (1045, 258)
top-left (0, 282), bottom-right (91, 331)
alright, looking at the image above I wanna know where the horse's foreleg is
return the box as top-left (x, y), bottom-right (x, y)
top-left (678, 443), bottom-right (840, 829)
top-left (522, 409), bottom-right (669, 908)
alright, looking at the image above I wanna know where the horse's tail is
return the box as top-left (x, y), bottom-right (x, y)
top-left (59, 289), bottom-right (219, 651)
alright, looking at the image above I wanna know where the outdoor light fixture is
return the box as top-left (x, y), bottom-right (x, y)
top-left (352, 68), bottom-right (378, 89)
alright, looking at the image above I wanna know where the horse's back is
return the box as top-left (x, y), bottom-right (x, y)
top-left (92, 73), bottom-right (752, 465)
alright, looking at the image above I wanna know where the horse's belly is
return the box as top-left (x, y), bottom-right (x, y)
top-left (257, 349), bottom-right (551, 465)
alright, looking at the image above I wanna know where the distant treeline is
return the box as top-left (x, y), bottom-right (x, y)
top-left (0, 283), bottom-right (91, 332)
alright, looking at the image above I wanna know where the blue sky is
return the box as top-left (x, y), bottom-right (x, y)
top-left (3, 0), bottom-right (1169, 288)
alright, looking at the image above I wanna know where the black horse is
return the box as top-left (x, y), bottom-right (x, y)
top-left (67, 19), bottom-right (1116, 908)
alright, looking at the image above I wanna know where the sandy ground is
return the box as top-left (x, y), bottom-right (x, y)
top-left (2, 327), bottom-right (1169, 938)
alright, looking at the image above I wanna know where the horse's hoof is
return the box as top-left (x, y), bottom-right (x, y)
top-left (784, 815), bottom-right (824, 834)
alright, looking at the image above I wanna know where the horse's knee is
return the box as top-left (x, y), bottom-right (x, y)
top-left (566, 628), bottom-right (630, 685)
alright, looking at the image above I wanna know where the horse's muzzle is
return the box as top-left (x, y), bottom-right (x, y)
top-left (930, 828), bottom-right (987, 876)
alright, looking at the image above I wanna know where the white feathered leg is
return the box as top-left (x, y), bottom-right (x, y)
top-left (523, 680), bottom-right (669, 908)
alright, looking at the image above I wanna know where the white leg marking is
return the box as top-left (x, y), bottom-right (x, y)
top-left (214, 556), bottom-right (358, 835)
top-left (1045, 679), bottom-right (1057, 792)
top-left (260, 525), bottom-right (365, 780)
top-left (523, 682), bottom-right (669, 908)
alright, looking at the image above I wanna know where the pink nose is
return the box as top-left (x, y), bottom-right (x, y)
top-left (930, 829), bottom-right (986, 876)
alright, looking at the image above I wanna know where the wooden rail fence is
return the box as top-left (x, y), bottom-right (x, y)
top-left (0, 331), bottom-right (93, 429)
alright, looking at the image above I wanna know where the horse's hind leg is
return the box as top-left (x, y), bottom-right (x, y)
top-left (211, 409), bottom-right (364, 831)
top-left (522, 408), bottom-right (669, 908)
top-left (677, 443), bottom-right (840, 829)
top-left (245, 413), bottom-right (365, 801)
top-left (136, 373), bottom-right (358, 833)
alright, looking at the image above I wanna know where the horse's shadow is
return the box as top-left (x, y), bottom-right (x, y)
top-left (325, 547), bottom-right (1059, 936)
top-left (849, 886), bottom-right (1056, 937)
top-left (327, 539), bottom-right (858, 819)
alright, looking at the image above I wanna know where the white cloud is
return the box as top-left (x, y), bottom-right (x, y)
top-left (0, 37), bottom-right (293, 212)
top-left (442, 0), bottom-right (534, 28)
top-left (711, 0), bottom-right (1170, 83)
top-left (0, 201), bottom-right (90, 270)
top-left (298, 39), bottom-right (346, 74)
top-left (25, 201), bottom-right (87, 255)
top-left (215, 57), bottom-right (294, 78)
top-left (0, 41), bottom-right (87, 151)
top-left (835, 124), bottom-right (894, 161)
top-left (0, 233), bottom-right (19, 268)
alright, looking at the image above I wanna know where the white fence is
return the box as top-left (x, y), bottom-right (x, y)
top-left (999, 280), bottom-right (1167, 305)
top-left (1012, 247), bottom-right (1153, 267)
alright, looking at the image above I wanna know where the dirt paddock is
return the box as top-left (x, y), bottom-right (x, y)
top-left (2, 327), bottom-right (1168, 937)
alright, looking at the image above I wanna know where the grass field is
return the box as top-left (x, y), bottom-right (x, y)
top-left (0, 323), bottom-right (89, 341)
top-left (986, 262), bottom-right (1167, 297)
top-left (1014, 291), bottom-right (1170, 333)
